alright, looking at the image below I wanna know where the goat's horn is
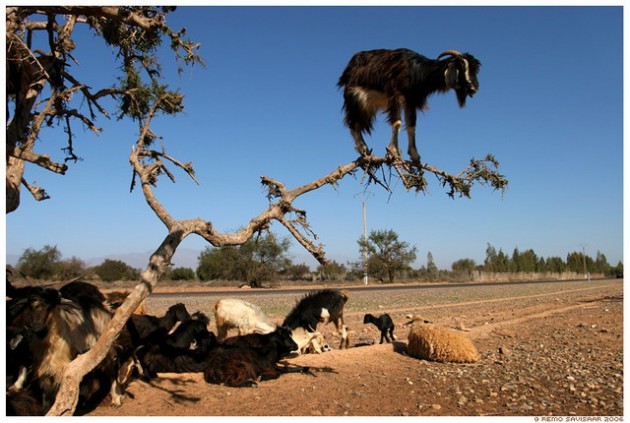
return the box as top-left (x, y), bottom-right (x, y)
top-left (437, 50), bottom-right (463, 60)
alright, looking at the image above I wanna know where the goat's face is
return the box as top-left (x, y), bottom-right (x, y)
top-left (8, 287), bottom-right (61, 336)
top-left (445, 54), bottom-right (481, 108)
top-left (274, 326), bottom-right (299, 356)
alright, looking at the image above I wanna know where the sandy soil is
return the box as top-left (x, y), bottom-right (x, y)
top-left (88, 279), bottom-right (623, 416)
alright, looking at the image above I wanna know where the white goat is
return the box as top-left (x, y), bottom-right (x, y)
top-left (290, 327), bottom-right (330, 355)
top-left (214, 298), bottom-right (277, 341)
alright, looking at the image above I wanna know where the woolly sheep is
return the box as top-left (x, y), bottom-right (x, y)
top-left (405, 315), bottom-right (480, 363)
top-left (214, 298), bottom-right (277, 341)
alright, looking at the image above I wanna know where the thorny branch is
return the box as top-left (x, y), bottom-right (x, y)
top-left (6, 6), bottom-right (203, 213)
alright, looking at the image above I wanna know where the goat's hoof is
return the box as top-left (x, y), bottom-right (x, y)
top-left (386, 146), bottom-right (401, 160)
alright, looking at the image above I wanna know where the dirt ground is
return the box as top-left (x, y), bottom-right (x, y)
top-left (88, 279), bottom-right (623, 416)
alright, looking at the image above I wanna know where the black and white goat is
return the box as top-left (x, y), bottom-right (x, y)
top-left (363, 313), bottom-right (396, 344)
top-left (338, 48), bottom-right (481, 164)
top-left (204, 326), bottom-right (308, 387)
top-left (282, 289), bottom-right (349, 349)
top-left (6, 283), bottom-right (121, 414)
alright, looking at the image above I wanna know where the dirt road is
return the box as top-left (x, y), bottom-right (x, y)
top-left (89, 279), bottom-right (623, 416)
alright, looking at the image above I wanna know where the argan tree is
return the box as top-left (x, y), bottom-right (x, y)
top-left (6, 7), bottom-right (508, 416)
top-left (6, 6), bottom-right (201, 213)
top-left (359, 229), bottom-right (418, 284)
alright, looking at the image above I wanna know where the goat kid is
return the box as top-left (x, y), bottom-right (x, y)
top-left (363, 313), bottom-right (396, 344)
top-left (338, 48), bottom-right (481, 164)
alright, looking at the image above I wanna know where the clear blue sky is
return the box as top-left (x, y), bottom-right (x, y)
top-left (5, 6), bottom-right (624, 271)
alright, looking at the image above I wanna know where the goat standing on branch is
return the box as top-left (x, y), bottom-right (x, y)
top-left (338, 48), bottom-right (481, 165)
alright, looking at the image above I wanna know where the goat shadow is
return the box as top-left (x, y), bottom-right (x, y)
top-left (142, 376), bottom-right (202, 404)
top-left (302, 365), bottom-right (338, 377)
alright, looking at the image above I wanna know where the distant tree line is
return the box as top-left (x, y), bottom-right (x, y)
top-left (480, 243), bottom-right (619, 275)
top-left (11, 237), bottom-right (623, 285)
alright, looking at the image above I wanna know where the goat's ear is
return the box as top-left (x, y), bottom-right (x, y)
top-left (445, 62), bottom-right (459, 89)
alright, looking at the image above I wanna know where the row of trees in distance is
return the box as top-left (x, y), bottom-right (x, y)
top-left (11, 230), bottom-right (623, 285)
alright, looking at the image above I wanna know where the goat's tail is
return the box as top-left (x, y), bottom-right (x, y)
top-left (340, 290), bottom-right (350, 303)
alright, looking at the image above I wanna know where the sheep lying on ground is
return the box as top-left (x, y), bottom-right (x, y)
top-left (405, 315), bottom-right (480, 363)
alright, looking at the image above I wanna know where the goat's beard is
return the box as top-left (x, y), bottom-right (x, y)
top-left (456, 89), bottom-right (468, 108)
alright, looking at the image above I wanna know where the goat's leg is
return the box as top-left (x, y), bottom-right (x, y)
top-left (336, 318), bottom-right (348, 349)
top-left (404, 105), bottom-right (421, 164)
top-left (350, 127), bottom-right (370, 157)
top-left (110, 379), bottom-right (125, 408)
top-left (386, 99), bottom-right (403, 158)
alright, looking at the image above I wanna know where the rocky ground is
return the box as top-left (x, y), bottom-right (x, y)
top-left (89, 279), bottom-right (623, 416)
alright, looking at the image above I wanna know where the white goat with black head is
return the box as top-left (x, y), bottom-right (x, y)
top-left (338, 48), bottom-right (481, 164)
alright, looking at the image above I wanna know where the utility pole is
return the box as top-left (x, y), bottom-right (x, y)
top-left (363, 199), bottom-right (368, 285)
top-left (581, 245), bottom-right (590, 282)
top-left (355, 192), bottom-right (372, 286)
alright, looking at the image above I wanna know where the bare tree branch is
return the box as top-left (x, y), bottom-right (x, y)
top-left (47, 87), bottom-right (508, 414)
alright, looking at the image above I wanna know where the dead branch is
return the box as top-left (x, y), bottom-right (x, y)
top-left (21, 178), bottom-right (51, 202)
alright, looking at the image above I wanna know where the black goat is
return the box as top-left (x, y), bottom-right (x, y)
top-left (128, 302), bottom-right (191, 341)
top-left (204, 326), bottom-right (307, 387)
top-left (133, 312), bottom-right (216, 378)
top-left (7, 389), bottom-right (44, 416)
top-left (282, 289), bottom-right (350, 349)
top-left (363, 313), bottom-right (396, 344)
top-left (59, 280), bottom-right (108, 304)
top-left (338, 48), bottom-right (481, 164)
top-left (164, 311), bottom-right (211, 350)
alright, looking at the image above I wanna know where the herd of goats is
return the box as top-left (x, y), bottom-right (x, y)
top-left (6, 277), bottom-right (481, 416)
top-left (6, 278), bottom-right (357, 415)
top-left (6, 46), bottom-right (483, 415)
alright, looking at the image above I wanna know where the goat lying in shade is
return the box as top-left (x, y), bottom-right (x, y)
top-left (204, 327), bottom-right (310, 387)
top-left (6, 282), bottom-right (122, 414)
top-left (131, 312), bottom-right (216, 378)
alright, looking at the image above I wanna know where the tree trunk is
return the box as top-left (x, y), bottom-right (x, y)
top-left (46, 229), bottom-right (185, 415)
top-left (6, 156), bottom-right (24, 213)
